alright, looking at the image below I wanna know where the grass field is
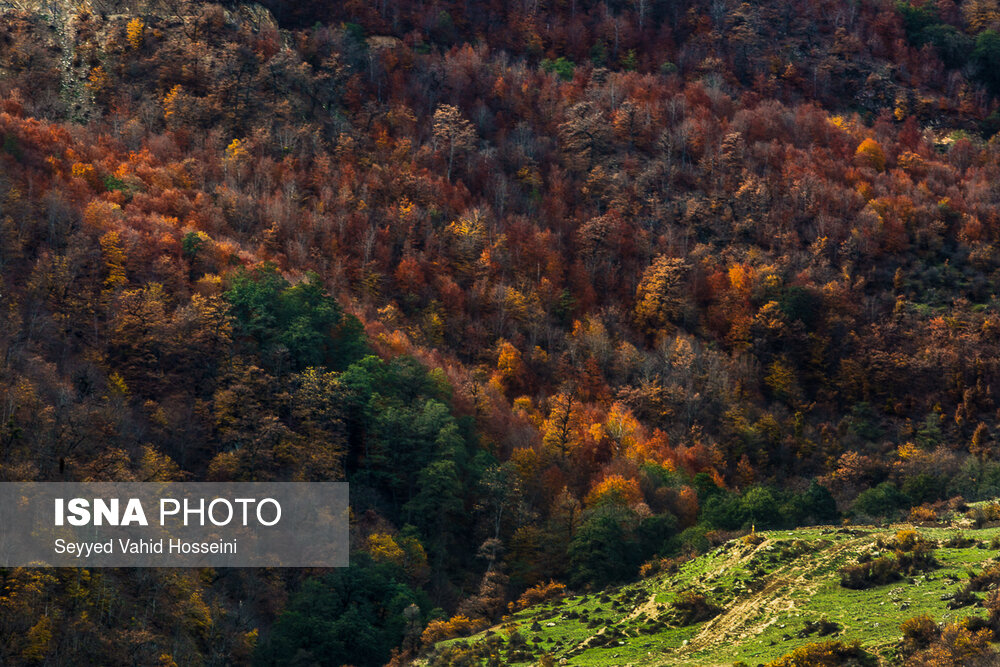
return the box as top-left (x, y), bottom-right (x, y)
top-left (425, 520), bottom-right (1000, 666)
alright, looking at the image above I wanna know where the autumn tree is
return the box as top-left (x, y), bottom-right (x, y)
top-left (542, 392), bottom-right (583, 462)
top-left (855, 138), bottom-right (886, 171)
top-left (635, 256), bottom-right (688, 336)
top-left (559, 101), bottom-right (610, 172)
top-left (289, 367), bottom-right (348, 480)
top-left (432, 104), bottom-right (476, 181)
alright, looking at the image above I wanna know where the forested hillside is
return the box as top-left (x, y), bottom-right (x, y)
top-left (4, 0), bottom-right (1000, 664)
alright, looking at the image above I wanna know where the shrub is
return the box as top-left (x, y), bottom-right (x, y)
top-left (901, 614), bottom-right (939, 653)
top-left (903, 607), bottom-right (1000, 664)
top-left (705, 529), bottom-right (739, 546)
top-left (948, 586), bottom-right (979, 610)
top-left (424, 636), bottom-right (504, 667)
top-left (797, 618), bottom-right (840, 638)
top-left (516, 581), bottom-right (567, 610)
top-left (907, 621), bottom-right (997, 666)
top-left (765, 640), bottom-right (877, 666)
top-left (894, 529), bottom-right (920, 550)
top-left (970, 501), bottom-right (1000, 528)
top-left (840, 531), bottom-right (938, 589)
top-left (839, 556), bottom-right (900, 589)
top-left (890, 533), bottom-right (938, 573)
top-left (942, 533), bottom-right (976, 548)
top-left (948, 496), bottom-right (968, 512)
top-left (639, 558), bottom-right (664, 577)
top-left (908, 504), bottom-right (938, 523)
top-left (639, 554), bottom-right (690, 577)
top-left (420, 615), bottom-right (487, 645)
top-left (983, 502), bottom-right (1000, 521)
top-left (669, 592), bottom-right (722, 626)
top-left (967, 563), bottom-right (1000, 592)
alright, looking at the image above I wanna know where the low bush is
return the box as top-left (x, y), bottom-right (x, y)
top-left (516, 581), bottom-right (567, 610)
top-left (908, 504), bottom-right (938, 523)
top-left (797, 618), bottom-right (840, 638)
top-left (948, 586), bottom-right (979, 609)
top-left (638, 554), bottom-right (690, 577)
top-left (420, 615), bottom-right (488, 645)
top-left (839, 556), bottom-right (900, 589)
top-left (942, 532), bottom-right (977, 548)
top-left (970, 501), bottom-right (1000, 528)
top-left (669, 592), bottom-right (722, 626)
top-left (764, 640), bottom-right (877, 666)
top-left (967, 563), bottom-right (1000, 592)
top-left (839, 530), bottom-right (938, 589)
top-left (901, 614), bottom-right (939, 653)
top-left (900, 620), bottom-right (997, 666)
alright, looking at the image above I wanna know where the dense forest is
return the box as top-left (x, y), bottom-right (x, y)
top-left (4, 0), bottom-right (1000, 664)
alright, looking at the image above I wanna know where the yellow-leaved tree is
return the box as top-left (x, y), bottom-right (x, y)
top-left (126, 18), bottom-right (145, 50)
top-left (584, 474), bottom-right (642, 507)
top-left (855, 137), bottom-right (886, 172)
top-left (541, 392), bottom-right (583, 462)
top-left (635, 255), bottom-right (688, 336)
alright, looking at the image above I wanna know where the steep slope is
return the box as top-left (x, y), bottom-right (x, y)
top-left (6, 0), bottom-right (1000, 664)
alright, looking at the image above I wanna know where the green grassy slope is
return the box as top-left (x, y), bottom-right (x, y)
top-left (425, 522), bottom-right (1000, 666)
